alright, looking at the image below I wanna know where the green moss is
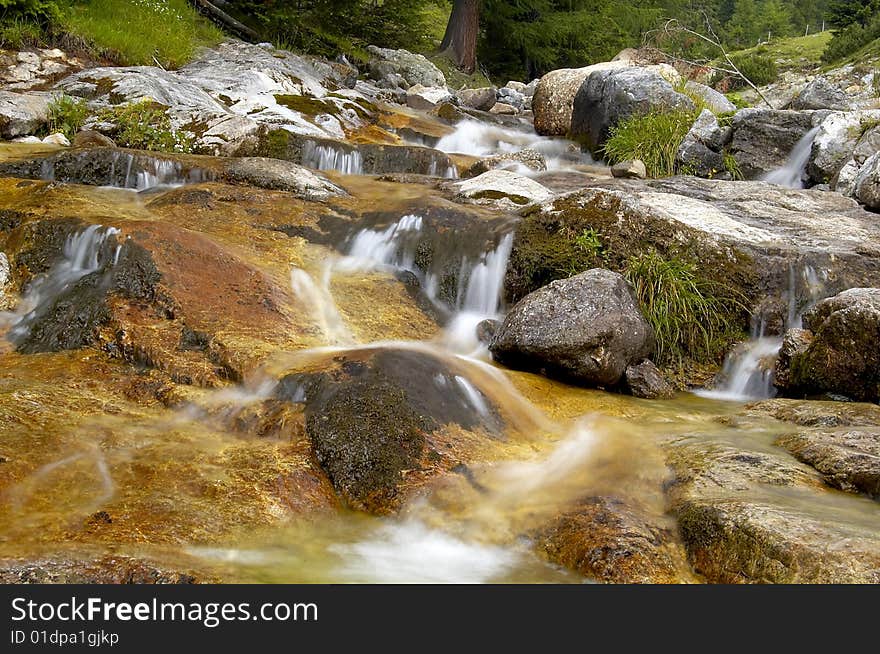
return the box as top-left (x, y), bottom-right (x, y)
top-left (427, 52), bottom-right (492, 89)
top-left (506, 191), bottom-right (755, 369)
top-left (274, 94), bottom-right (339, 117)
top-left (261, 129), bottom-right (294, 160)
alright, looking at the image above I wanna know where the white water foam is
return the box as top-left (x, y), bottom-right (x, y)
top-left (762, 127), bottom-right (820, 189)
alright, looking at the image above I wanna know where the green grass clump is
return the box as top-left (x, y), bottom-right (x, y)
top-left (61, 0), bottom-right (223, 69)
top-left (0, 16), bottom-right (45, 49)
top-left (98, 100), bottom-right (193, 153)
top-left (602, 109), bottom-right (697, 178)
top-left (46, 94), bottom-right (89, 139)
top-left (723, 151), bottom-right (743, 180)
top-left (625, 250), bottom-right (746, 366)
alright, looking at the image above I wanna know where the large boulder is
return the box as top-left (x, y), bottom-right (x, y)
top-left (728, 109), bottom-right (818, 179)
top-left (776, 288), bottom-right (880, 401)
top-left (532, 61), bottom-right (630, 136)
top-left (570, 66), bottom-right (694, 152)
top-left (808, 110), bottom-right (880, 185)
top-left (0, 90), bottom-right (55, 138)
top-left (489, 269), bottom-right (655, 387)
top-left (504, 178), bottom-right (880, 339)
top-left (790, 76), bottom-right (850, 111)
top-left (366, 46), bottom-right (446, 89)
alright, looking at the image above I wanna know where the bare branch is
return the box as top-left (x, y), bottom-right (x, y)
top-left (652, 18), bottom-right (774, 109)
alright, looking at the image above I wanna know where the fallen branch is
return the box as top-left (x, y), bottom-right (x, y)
top-left (188, 0), bottom-right (261, 43)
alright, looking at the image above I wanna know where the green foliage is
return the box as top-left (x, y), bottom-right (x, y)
top-left (0, 15), bottom-right (44, 48)
top-left (723, 151), bottom-right (743, 179)
top-left (223, 0), bottom-right (433, 62)
top-left (602, 109), bottom-right (698, 178)
top-left (98, 100), bottom-right (193, 153)
top-left (713, 50), bottom-right (778, 89)
top-left (822, 10), bottom-right (880, 63)
top-left (624, 250), bottom-right (746, 365)
top-left (47, 94), bottom-right (88, 139)
top-left (61, 0), bottom-right (223, 68)
top-left (0, 0), bottom-right (64, 20)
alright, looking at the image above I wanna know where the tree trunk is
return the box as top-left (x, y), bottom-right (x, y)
top-left (440, 0), bottom-right (479, 74)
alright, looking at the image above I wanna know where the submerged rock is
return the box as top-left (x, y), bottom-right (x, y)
top-left (490, 269), bottom-right (654, 388)
top-left (666, 437), bottom-right (880, 582)
top-left (279, 348), bottom-right (502, 513)
top-left (463, 149), bottom-right (547, 177)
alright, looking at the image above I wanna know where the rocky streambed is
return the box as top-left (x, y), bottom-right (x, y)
top-left (0, 39), bottom-right (878, 584)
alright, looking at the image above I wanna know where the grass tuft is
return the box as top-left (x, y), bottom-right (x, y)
top-left (98, 100), bottom-right (194, 153)
top-left (624, 250), bottom-right (747, 366)
top-left (61, 0), bottom-right (223, 69)
top-left (602, 109), bottom-right (697, 178)
top-left (46, 94), bottom-right (89, 139)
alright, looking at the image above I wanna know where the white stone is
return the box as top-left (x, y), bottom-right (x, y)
top-left (455, 169), bottom-right (554, 207)
top-left (42, 133), bottom-right (70, 146)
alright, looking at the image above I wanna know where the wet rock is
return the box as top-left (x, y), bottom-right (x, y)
top-left (455, 170), bottom-right (553, 208)
top-left (772, 328), bottom-right (812, 390)
top-left (625, 360), bottom-right (674, 399)
top-left (676, 109), bottom-right (728, 178)
top-left (854, 151), bottom-right (880, 210)
top-left (0, 555), bottom-right (210, 584)
top-left (683, 80), bottom-right (737, 115)
top-left (463, 149), bottom-right (547, 177)
top-left (505, 177), bottom-right (880, 316)
top-left (532, 61), bottom-right (630, 136)
top-left (0, 252), bottom-right (10, 309)
top-left (666, 439), bottom-right (880, 583)
top-left (459, 87), bottom-right (497, 111)
top-left (497, 87), bottom-right (525, 111)
top-left (570, 66), bottom-right (693, 152)
top-left (406, 84), bottom-right (454, 110)
top-left (476, 319), bottom-right (499, 345)
top-left (73, 130), bottom-right (117, 148)
top-left (536, 496), bottom-right (690, 583)
top-left (780, 288), bottom-right (880, 402)
top-left (366, 46), bottom-right (446, 89)
top-left (283, 348), bottom-right (501, 513)
top-left (610, 159), bottom-right (646, 179)
top-left (490, 269), bottom-right (654, 387)
top-left (791, 76), bottom-right (850, 111)
top-left (0, 90), bottom-right (54, 138)
top-left (221, 157), bottom-right (345, 200)
top-left (776, 428), bottom-right (880, 498)
top-left (728, 109), bottom-right (817, 179)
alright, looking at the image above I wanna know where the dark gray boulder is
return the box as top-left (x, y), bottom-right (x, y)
top-left (728, 109), bottom-right (817, 179)
top-left (569, 67), bottom-right (695, 151)
top-left (790, 77), bottom-right (850, 111)
top-left (490, 269), bottom-right (654, 387)
top-left (625, 360), bottom-right (674, 399)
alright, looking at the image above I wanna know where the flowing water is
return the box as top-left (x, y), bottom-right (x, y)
top-left (762, 126), bottom-right (820, 189)
top-left (0, 110), bottom-right (877, 584)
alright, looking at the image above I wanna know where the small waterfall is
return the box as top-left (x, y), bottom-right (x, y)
top-left (37, 151), bottom-right (207, 190)
top-left (434, 119), bottom-right (591, 171)
top-left (698, 264), bottom-right (828, 401)
top-left (301, 141), bottom-right (364, 175)
top-left (290, 266), bottom-right (353, 345)
top-left (762, 127), bottom-right (820, 189)
top-left (3, 225), bottom-right (120, 342)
